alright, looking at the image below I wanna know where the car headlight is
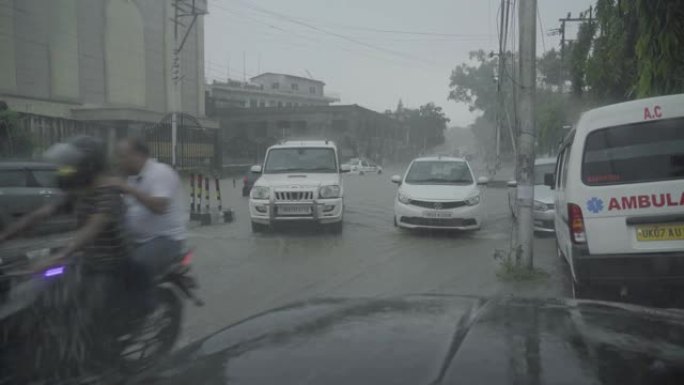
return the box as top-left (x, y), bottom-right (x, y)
top-left (465, 194), bottom-right (480, 206)
top-left (319, 185), bottom-right (341, 199)
top-left (251, 186), bottom-right (270, 200)
top-left (397, 192), bottom-right (410, 204)
top-left (533, 200), bottom-right (546, 211)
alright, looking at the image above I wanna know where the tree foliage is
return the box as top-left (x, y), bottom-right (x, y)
top-left (389, 101), bottom-right (450, 151)
top-left (0, 105), bottom-right (32, 158)
top-left (578, 0), bottom-right (684, 100)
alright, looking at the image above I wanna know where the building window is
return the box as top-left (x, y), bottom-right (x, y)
top-left (271, 82), bottom-right (280, 89)
top-left (291, 83), bottom-right (299, 91)
top-left (309, 86), bottom-right (316, 94)
top-left (259, 100), bottom-right (266, 107)
top-left (269, 100), bottom-right (276, 107)
top-left (286, 102), bottom-right (292, 107)
top-left (277, 101), bottom-right (283, 108)
top-left (249, 99), bottom-right (257, 108)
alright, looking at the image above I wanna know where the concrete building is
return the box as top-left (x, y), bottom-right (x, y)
top-left (207, 73), bottom-right (339, 111)
top-left (0, 0), bottom-right (216, 165)
top-left (211, 105), bottom-right (407, 166)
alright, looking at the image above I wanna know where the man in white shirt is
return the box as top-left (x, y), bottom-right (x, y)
top-left (114, 138), bottom-right (187, 307)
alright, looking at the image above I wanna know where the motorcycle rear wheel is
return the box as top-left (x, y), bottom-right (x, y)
top-left (117, 287), bottom-right (182, 374)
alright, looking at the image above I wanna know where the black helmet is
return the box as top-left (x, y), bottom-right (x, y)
top-left (44, 136), bottom-right (107, 190)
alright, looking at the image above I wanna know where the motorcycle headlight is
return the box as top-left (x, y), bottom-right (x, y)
top-left (397, 192), bottom-right (411, 204)
top-left (319, 185), bottom-right (341, 199)
top-left (251, 186), bottom-right (270, 200)
top-left (533, 200), bottom-right (546, 211)
top-left (465, 194), bottom-right (480, 206)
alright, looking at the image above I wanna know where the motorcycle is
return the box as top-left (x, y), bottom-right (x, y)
top-left (0, 248), bottom-right (203, 384)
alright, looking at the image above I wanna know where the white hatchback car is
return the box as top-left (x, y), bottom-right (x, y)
top-left (551, 94), bottom-right (684, 297)
top-left (392, 157), bottom-right (488, 230)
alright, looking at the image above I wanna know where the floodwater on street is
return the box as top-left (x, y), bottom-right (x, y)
top-left (179, 166), bottom-right (569, 346)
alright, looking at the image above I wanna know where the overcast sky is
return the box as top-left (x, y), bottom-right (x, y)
top-left (205, 0), bottom-right (593, 127)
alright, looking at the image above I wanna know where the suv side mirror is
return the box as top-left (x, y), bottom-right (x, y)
top-left (250, 165), bottom-right (262, 173)
top-left (391, 175), bottom-right (402, 184)
top-left (477, 176), bottom-right (489, 185)
top-left (544, 173), bottom-right (555, 188)
top-left (340, 164), bottom-right (351, 173)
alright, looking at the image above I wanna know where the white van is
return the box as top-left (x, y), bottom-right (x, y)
top-left (551, 94), bottom-right (684, 297)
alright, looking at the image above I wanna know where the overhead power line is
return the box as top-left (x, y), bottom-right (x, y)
top-left (224, 0), bottom-right (440, 68)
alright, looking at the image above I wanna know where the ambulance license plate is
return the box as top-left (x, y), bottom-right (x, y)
top-left (636, 224), bottom-right (684, 242)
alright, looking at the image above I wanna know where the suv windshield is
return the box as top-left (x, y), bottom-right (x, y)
top-left (405, 161), bottom-right (473, 184)
top-left (534, 164), bottom-right (555, 185)
top-left (582, 117), bottom-right (684, 185)
top-left (263, 148), bottom-right (338, 174)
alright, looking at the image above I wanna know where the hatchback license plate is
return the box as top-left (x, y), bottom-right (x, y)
top-left (278, 205), bottom-right (311, 215)
top-left (423, 211), bottom-right (452, 218)
top-left (636, 224), bottom-right (684, 242)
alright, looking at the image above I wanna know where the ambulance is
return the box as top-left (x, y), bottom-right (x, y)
top-left (550, 94), bottom-right (684, 298)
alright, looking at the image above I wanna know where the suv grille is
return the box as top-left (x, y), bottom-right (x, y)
top-left (409, 200), bottom-right (466, 209)
top-left (275, 191), bottom-right (314, 201)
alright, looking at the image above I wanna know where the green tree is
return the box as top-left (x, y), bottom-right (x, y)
top-left (573, 0), bottom-right (684, 101)
top-left (0, 104), bottom-right (32, 158)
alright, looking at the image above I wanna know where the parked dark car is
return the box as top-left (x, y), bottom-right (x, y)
top-left (0, 161), bottom-right (75, 235)
top-left (242, 169), bottom-right (260, 197)
top-left (134, 295), bottom-right (684, 385)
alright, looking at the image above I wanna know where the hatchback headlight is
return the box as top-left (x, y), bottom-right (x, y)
top-left (397, 192), bottom-right (411, 204)
top-left (251, 186), bottom-right (270, 200)
top-left (533, 200), bottom-right (546, 211)
top-left (319, 185), bottom-right (341, 199)
top-left (465, 194), bottom-right (480, 206)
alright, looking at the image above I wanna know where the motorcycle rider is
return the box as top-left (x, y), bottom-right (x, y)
top-left (0, 135), bottom-right (128, 273)
top-left (111, 137), bottom-right (187, 311)
top-left (0, 135), bottom-right (129, 381)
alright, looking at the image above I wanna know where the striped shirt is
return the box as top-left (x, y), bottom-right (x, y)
top-left (71, 187), bottom-right (128, 270)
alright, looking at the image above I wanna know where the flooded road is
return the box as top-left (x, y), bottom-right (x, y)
top-left (179, 166), bottom-right (568, 346)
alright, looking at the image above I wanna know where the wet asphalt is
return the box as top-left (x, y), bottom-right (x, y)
top-left (179, 166), bottom-right (569, 347)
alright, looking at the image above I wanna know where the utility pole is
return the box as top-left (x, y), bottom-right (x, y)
top-left (515, 0), bottom-right (537, 269)
top-left (171, 0), bottom-right (205, 168)
top-left (557, 7), bottom-right (593, 93)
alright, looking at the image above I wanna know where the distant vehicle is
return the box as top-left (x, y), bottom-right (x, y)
top-left (242, 168), bottom-right (260, 197)
top-left (136, 295), bottom-right (684, 385)
top-left (343, 158), bottom-right (382, 175)
top-left (0, 161), bottom-right (74, 235)
top-left (507, 158), bottom-right (556, 233)
top-left (391, 156), bottom-right (488, 231)
top-left (551, 94), bottom-right (684, 298)
top-left (248, 140), bottom-right (349, 233)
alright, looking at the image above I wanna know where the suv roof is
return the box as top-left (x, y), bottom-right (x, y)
top-left (270, 140), bottom-right (337, 149)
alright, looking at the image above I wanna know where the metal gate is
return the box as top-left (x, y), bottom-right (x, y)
top-left (145, 113), bottom-right (218, 170)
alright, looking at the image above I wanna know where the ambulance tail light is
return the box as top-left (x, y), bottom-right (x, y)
top-left (568, 203), bottom-right (586, 244)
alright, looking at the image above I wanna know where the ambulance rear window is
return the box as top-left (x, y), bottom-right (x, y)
top-left (582, 117), bottom-right (684, 185)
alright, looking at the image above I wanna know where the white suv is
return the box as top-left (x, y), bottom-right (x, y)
top-left (249, 141), bottom-right (349, 233)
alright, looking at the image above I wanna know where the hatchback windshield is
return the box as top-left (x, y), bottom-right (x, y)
top-left (263, 148), bottom-right (337, 173)
top-left (582, 117), bottom-right (684, 185)
top-left (405, 161), bottom-right (473, 184)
